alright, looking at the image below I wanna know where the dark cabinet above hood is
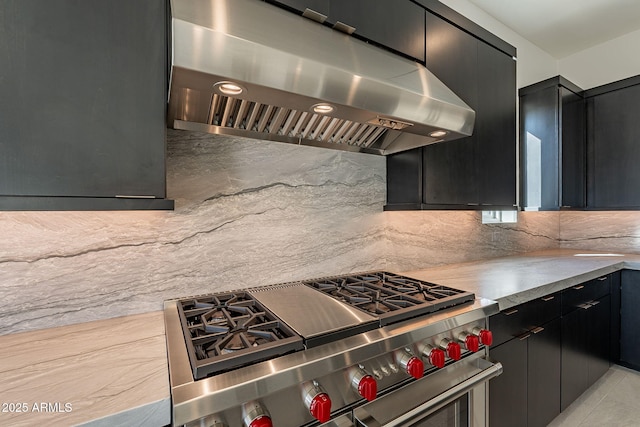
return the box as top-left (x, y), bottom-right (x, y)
top-left (167, 0), bottom-right (475, 155)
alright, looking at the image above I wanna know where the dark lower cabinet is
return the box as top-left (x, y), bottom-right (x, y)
top-left (560, 305), bottom-right (590, 410)
top-left (620, 270), bottom-right (640, 371)
top-left (528, 318), bottom-right (562, 427)
top-left (489, 318), bottom-right (561, 427)
top-left (489, 337), bottom-right (527, 427)
top-left (561, 294), bottom-right (611, 410)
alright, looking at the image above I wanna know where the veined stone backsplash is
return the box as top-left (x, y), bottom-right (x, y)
top-left (560, 211), bottom-right (640, 253)
top-left (386, 210), bottom-right (560, 272)
top-left (1, 130), bottom-right (559, 336)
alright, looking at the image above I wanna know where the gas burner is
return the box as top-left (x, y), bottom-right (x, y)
top-left (303, 272), bottom-right (475, 325)
top-left (177, 292), bottom-right (304, 379)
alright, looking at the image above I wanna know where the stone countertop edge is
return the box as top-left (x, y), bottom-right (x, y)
top-left (401, 249), bottom-right (640, 311)
top-left (0, 311), bottom-right (171, 427)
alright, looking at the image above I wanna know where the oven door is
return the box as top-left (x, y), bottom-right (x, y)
top-left (352, 353), bottom-right (502, 427)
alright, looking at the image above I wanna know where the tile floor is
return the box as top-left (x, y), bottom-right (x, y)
top-left (548, 365), bottom-right (640, 427)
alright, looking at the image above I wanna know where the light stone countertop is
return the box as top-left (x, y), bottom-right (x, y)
top-left (402, 248), bottom-right (640, 310)
top-left (2, 249), bottom-right (640, 427)
top-left (0, 311), bottom-right (170, 427)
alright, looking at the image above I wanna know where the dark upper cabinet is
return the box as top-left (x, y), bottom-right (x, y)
top-left (267, 0), bottom-right (425, 61)
top-left (386, 9), bottom-right (517, 210)
top-left (476, 41), bottom-right (517, 206)
top-left (519, 77), bottom-right (585, 210)
top-left (0, 0), bottom-right (172, 210)
top-left (586, 77), bottom-right (640, 208)
top-left (265, 0), bottom-right (330, 17)
top-left (422, 10), bottom-right (479, 206)
top-left (327, 0), bottom-right (425, 62)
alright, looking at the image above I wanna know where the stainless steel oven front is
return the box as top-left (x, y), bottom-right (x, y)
top-left (328, 353), bottom-right (501, 427)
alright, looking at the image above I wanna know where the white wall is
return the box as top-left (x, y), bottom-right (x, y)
top-left (558, 28), bottom-right (640, 90)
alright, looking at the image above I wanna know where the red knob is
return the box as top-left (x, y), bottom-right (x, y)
top-left (428, 348), bottom-right (446, 369)
top-left (406, 356), bottom-right (424, 379)
top-left (309, 393), bottom-right (332, 423)
top-left (479, 329), bottom-right (493, 346)
top-left (447, 342), bottom-right (461, 360)
top-left (249, 416), bottom-right (273, 427)
top-left (465, 334), bottom-right (480, 352)
top-left (358, 375), bottom-right (378, 401)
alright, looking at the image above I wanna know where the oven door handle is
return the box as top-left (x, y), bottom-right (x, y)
top-left (353, 354), bottom-right (502, 427)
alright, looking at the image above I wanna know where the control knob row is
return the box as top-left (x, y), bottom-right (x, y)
top-left (239, 328), bottom-right (493, 426)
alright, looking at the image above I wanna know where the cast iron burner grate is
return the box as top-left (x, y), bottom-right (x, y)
top-left (303, 271), bottom-right (475, 326)
top-left (177, 291), bottom-right (304, 380)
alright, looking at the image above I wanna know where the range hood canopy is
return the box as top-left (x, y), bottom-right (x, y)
top-left (168, 0), bottom-right (475, 155)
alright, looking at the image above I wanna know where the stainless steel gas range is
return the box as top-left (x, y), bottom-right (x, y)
top-left (164, 272), bottom-right (502, 427)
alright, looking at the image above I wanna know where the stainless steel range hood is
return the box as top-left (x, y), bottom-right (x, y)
top-left (167, 0), bottom-right (475, 155)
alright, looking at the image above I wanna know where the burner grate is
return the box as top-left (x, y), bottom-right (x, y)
top-left (177, 291), bottom-right (304, 379)
top-left (303, 272), bottom-right (475, 325)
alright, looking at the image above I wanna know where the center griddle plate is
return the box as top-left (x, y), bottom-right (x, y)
top-left (249, 282), bottom-right (379, 348)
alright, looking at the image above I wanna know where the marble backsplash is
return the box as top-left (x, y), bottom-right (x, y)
top-left (560, 211), bottom-right (640, 253)
top-left (0, 130), bottom-right (559, 335)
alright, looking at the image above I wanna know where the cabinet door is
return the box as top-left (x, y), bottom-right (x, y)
top-left (587, 295), bottom-right (611, 386)
top-left (267, 0), bottom-right (329, 16)
top-left (561, 307), bottom-right (589, 410)
top-left (561, 295), bottom-right (611, 410)
top-left (328, 0), bottom-right (425, 61)
top-left (0, 0), bottom-right (167, 199)
top-left (422, 11), bottom-right (479, 206)
top-left (489, 338), bottom-right (528, 427)
top-left (560, 87), bottom-right (586, 207)
top-left (620, 271), bottom-right (640, 370)
top-left (587, 83), bottom-right (640, 207)
top-left (476, 41), bottom-right (516, 206)
top-left (528, 319), bottom-right (561, 427)
top-left (520, 86), bottom-right (560, 210)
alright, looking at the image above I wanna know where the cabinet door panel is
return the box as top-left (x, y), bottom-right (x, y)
top-left (588, 84), bottom-right (640, 207)
top-left (489, 339), bottom-right (528, 427)
top-left (587, 295), bottom-right (611, 386)
top-left (528, 319), bottom-right (561, 427)
top-left (621, 271), bottom-right (640, 370)
top-left (561, 308), bottom-right (589, 410)
top-left (267, 0), bottom-right (329, 15)
top-left (0, 0), bottom-right (166, 198)
top-left (477, 41), bottom-right (516, 206)
top-left (329, 0), bottom-right (425, 61)
top-left (422, 11), bottom-right (479, 205)
top-left (560, 87), bottom-right (586, 207)
top-left (520, 86), bottom-right (560, 209)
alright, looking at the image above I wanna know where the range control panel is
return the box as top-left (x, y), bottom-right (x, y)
top-left (185, 320), bottom-right (493, 427)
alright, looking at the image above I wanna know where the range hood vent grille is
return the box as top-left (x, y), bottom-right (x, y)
top-left (206, 94), bottom-right (388, 149)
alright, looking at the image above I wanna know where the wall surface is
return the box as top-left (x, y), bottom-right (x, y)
top-left (0, 131), bottom-right (560, 336)
top-left (558, 28), bottom-right (640, 90)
